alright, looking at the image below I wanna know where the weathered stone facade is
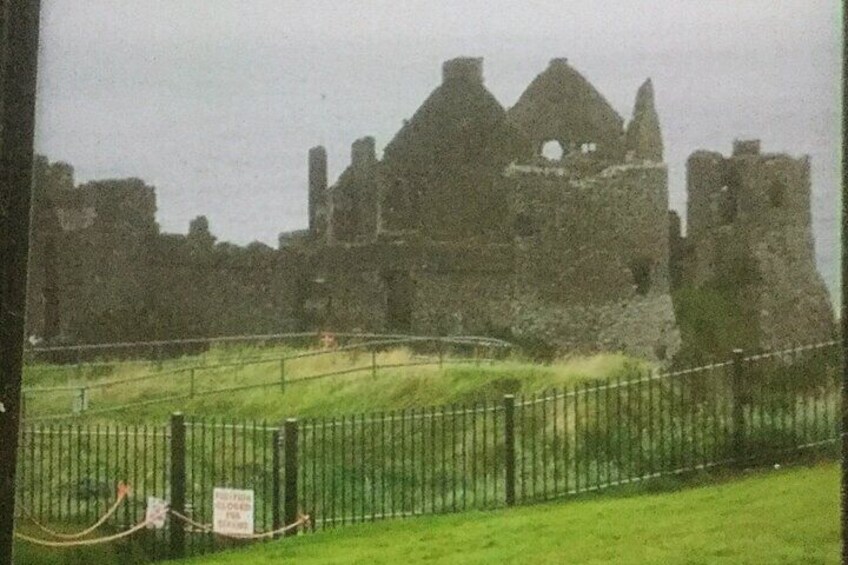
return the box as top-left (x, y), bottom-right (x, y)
top-left (290, 58), bottom-right (681, 359)
top-left (678, 140), bottom-right (835, 348)
top-left (24, 58), bottom-right (833, 359)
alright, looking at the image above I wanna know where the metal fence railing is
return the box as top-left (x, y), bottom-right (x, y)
top-left (20, 334), bottom-right (513, 421)
top-left (13, 340), bottom-right (842, 560)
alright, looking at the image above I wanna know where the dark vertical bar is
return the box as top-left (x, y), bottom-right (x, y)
top-left (584, 382), bottom-right (590, 488)
top-left (460, 406), bottom-right (467, 511)
top-left (330, 417), bottom-right (336, 527)
top-left (471, 402), bottom-right (477, 508)
top-left (283, 418), bottom-right (299, 535)
top-left (402, 408), bottom-right (407, 516)
top-left (122, 425), bottom-right (128, 526)
top-left (605, 381), bottom-right (611, 485)
top-left (390, 410), bottom-right (396, 518)
top-left (451, 404), bottom-right (457, 512)
top-left (493, 399), bottom-right (499, 503)
top-left (564, 387), bottom-right (570, 493)
top-left (541, 393), bottom-right (547, 498)
top-left (313, 419), bottom-right (318, 531)
top-left (574, 385), bottom-right (580, 492)
top-left (521, 395), bottom-right (526, 502)
top-left (503, 395), bottom-right (515, 506)
top-left (635, 375), bottom-right (642, 479)
top-left (410, 408), bottom-right (416, 516)
top-left (300, 420), bottom-right (307, 524)
top-left (371, 414), bottom-right (376, 520)
top-left (731, 350), bottom-right (746, 465)
top-left (170, 413), bottom-right (186, 559)
top-left (648, 373), bottom-right (654, 476)
top-left (0, 1), bottom-right (41, 560)
top-left (616, 376), bottom-right (623, 482)
top-left (210, 418), bottom-right (217, 551)
top-left (552, 390), bottom-right (558, 495)
top-left (321, 418), bottom-right (327, 529)
top-left (430, 407), bottom-right (436, 513)
top-left (594, 382), bottom-right (600, 487)
top-left (381, 412), bottom-right (386, 519)
top-left (440, 405), bottom-right (446, 512)
top-left (482, 400), bottom-right (488, 506)
top-left (341, 415), bottom-right (347, 525)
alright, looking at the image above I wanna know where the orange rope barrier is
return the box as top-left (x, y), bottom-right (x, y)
top-left (18, 482), bottom-right (130, 539)
top-left (168, 509), bottom-right (310, 540)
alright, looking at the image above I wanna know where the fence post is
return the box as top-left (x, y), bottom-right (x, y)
top-left (279, 358), bottom-right (286, 393)
top-left (189, 368), bottom-right (195, 398)
top-left (272, 429), bottom-right (282, 536)
top-left (170, 412), bottom-right (186, 559)
top-left (283, 418), bottom-right (299, 535)
top-left (503, 394), bottom-right (516, 506)
top-left (371, 349), bottom-right (377, 379)
top-left (730, 349), bottom-right (746, 465)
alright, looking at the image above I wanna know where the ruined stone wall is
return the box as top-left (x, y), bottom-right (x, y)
top-left (26, 157), bottom-right (300, 344)
top-left (26, 167), bottom-right (159, 344)
top-left (503, 162), bottom-right (680, 359)
top-left (683, 142), bottom-right (835, 349)
top-left (379, 57), bottom-right (530, 241)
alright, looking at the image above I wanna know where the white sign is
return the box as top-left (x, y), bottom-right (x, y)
top-left (213, 488), bottom-right (254, 536)
top-left (145, 497), bottom-right (167, 529)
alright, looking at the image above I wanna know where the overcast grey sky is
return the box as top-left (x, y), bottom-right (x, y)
top-left (34, 1), bottom-right (842, 300)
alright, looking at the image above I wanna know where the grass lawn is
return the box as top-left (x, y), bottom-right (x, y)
top-left (178, 461), bottom-right (839, 565)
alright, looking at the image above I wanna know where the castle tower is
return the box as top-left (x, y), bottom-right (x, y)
top-left (308, 146), bottom-right (329, 240)
top-left (683, 140), bottom-right (835, 349)
top-left (625, 79), bottom-right (663, 162)
top-left (328, 136), bottom-right (379, 242)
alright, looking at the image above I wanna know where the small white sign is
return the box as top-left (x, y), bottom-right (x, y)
top-left (213, 488), bottom-right (254, 536)
top-left (145, 496), bottom-right (167, 529)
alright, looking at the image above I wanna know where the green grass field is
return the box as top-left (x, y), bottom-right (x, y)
top-left (23, 344), bottom-right (646, 423)
top-left (176, 461), bottom-right (838, 565)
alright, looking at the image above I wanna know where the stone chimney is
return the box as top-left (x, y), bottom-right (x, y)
top-left (442, 57), bottom-right (484, 84)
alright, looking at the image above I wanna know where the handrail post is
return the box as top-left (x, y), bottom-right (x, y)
top-left (170, 412), bottom-right (186, 558)
top-left (283, 418), bottom-right (299, 536)
top-left (730, 349), bottom-right (746, 465)
top-left (504, 394), bottom-right (516, 506)
top-left (272, 428), bottom-right (282, 537)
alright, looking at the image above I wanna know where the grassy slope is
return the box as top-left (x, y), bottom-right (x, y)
top-left (23, 346), bottom-right (645, 423)
top-left (179, 462), bottom-right (839, 565)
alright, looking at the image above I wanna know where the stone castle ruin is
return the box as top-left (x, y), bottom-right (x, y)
top-left (25, 58), bottom-right (835, 359)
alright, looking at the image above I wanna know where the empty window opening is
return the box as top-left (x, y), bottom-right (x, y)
top-left (769, 180), bottom-right (786, 208)
top-left (541, 140), bottom-right (564, 160)
top-left (630, 259), bottom-right (652, 295)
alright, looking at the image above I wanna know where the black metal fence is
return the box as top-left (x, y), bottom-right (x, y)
top-left (14, 341), bottom-right (841, 560)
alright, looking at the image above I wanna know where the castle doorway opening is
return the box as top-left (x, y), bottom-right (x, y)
top-left (384, 271), bottom-right (413, 331)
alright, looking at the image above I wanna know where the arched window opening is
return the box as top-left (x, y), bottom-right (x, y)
top-left (541, 140), bottom-right (564, 161)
